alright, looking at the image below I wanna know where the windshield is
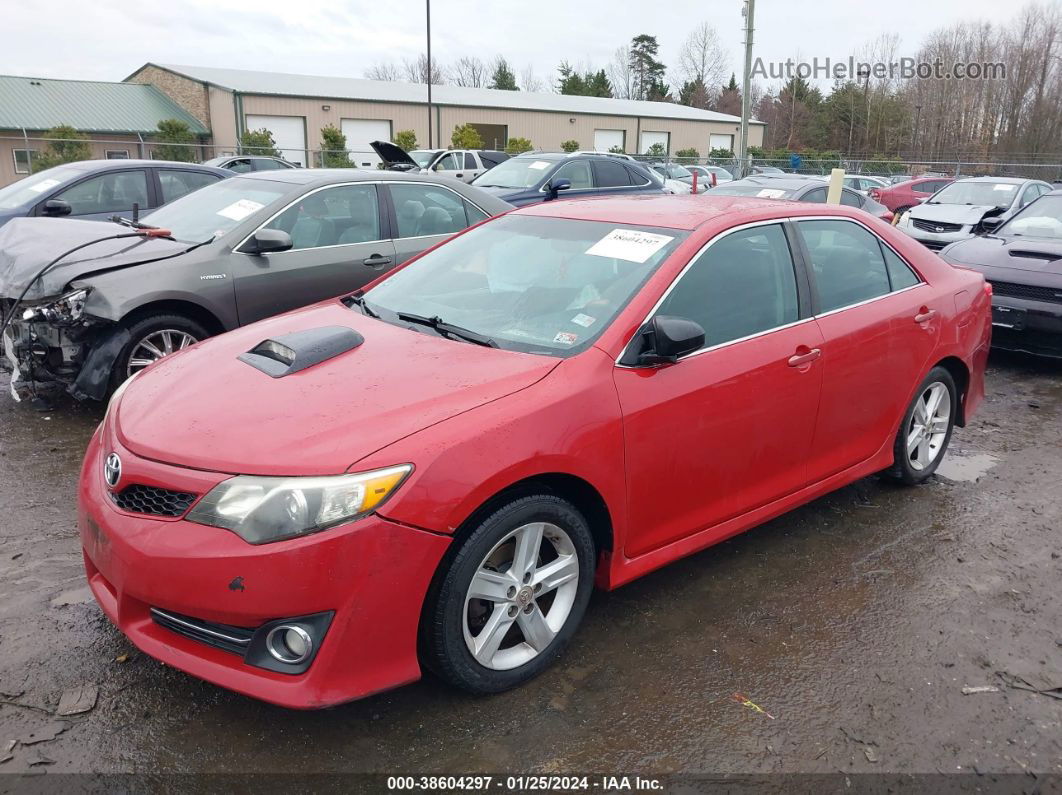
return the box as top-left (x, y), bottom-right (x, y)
top-left (0, 165), bottom-right (85, 210)
top-left (364, 215), bottom-right (688, 356)
top-left (409, 150), bottom-right (438, 168)
top-left (999, 194), bottom-right (1062, 238)
top-left (666, 164), bottom-right (692, 179)
top-left (473, 158), bottom-right (557, 189)
top-left (930, 181), bottom-right (1019, 207)
top-left (141, 177), bottom-right (290, 243)
top-left (709, 183), bottom-right (797, 199)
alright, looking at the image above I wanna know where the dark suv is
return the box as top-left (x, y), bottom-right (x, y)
top-left (472, 153), bottom-right (665, 206)
top-left (0, 160), bottom-right (229, 230)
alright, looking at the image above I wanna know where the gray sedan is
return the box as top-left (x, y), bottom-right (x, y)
top-left (0, 169), bottom-right (511, 402)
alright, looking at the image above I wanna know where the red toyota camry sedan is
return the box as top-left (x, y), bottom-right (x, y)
top-left (78, 195), bottom-right (991, 708)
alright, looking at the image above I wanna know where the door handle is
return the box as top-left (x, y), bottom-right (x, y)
top-left (914, 308), bottom-right (937, 323)
top-left (787, 347), bottom-right (822, 367)
top-left (455, 173), bottom-right (464, 178)
top-left (362, 254), bottom-right (393, 267)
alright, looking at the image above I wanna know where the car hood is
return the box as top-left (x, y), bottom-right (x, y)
top-left (115, 300), bottom-right (560, 476)
top-left (0, 217), bottom-right (189, 300)
top-left (910, 203), bottom-right (1003, 225)
top-left (369, 140), bottom-right (420, 169)
top-left (944, 234), bottom-right (1062, 277)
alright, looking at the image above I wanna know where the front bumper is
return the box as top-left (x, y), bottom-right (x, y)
top-left (989, 294), bottom-right (1062, 357)
top-left (78, 425), bottom-right (451, 708)
top-left (3, 317), bottom-right (126, 401)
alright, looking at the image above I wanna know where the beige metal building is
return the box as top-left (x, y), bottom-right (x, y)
top-left (127, 63), bottom-right (764, 168)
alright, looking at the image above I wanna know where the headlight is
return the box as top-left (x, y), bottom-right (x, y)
top-left (23, 288), bottom-right (90, 325)
top-left (186, 465), bottom-right (413, 544)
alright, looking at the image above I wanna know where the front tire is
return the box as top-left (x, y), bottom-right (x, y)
top-left (110, 313), bottom-right (209, 390)
top-left (423, 495), bottom-right (596, 694)
top-left (885, 366), bottom-right (957, 484)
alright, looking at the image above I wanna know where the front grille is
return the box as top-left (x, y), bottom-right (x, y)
top-left (991, 281), bottom-right (1062, 304)
top-left (913, 218), bottom-right (964, 233)
top-left (150, 607), bottom-right (253, 655)
top-left (921, 241), bottom-right (946, 251)
top-left (111, 484), bottom-right (197, 517)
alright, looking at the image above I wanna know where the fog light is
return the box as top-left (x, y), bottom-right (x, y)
top-left (265, 624), bottom-right (313, 664)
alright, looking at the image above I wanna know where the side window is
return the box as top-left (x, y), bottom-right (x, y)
top-left (798, 220), bottom-right (892, 313)
top-left (656, 224), bottom-right (799, 348)
top-left (435, 153), bottom-right (462, 171)
top-left (839, 189), bottom-right (863, 207)
top-left (625, 166), bottom-right (652, 186)
top-left (263, 184), bottom-right (379, 250)
top-left (54, 171), bottom-right (149, 216)
top-left (882, 245), bottom-right (921, 290)
top-left (801, 187), bottom-right (827, 203)
top-left (913, 181), bottom-right (934, 194)
top-left (389, 183), bottom-right (469, 238)
top-left (159, 170), bottom-right (221, 204)
top-left (255, 158), bottom-right (289, 171)
top-left (227, 159), bottom-right (254, 173)
top-left (553, 160), bottom-right (594, 190)
top-left (464, 152), bottom-right (477, 169)
top-left (592, 159), bottom-right (634, 188)
top-left (465, 202), bottom-right (489, 224)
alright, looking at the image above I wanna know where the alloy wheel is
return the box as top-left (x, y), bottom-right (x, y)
top-left (462, 521), bottom-right (579, 671)
top-left (906, 381), bottom-right (951, 471)
top-left (127, 329), bottom-right (198, 377)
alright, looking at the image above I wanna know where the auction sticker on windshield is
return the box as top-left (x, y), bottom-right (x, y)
top-left (216, 199), bottom-right (264, 221)
top-left (528, 161), bottom-right (552, 170)
top-left (757, 188), bottom-right (787, 198)
top-left (586, 229), bottom-right (674, 263)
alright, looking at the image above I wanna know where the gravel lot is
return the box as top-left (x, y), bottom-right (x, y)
top-left (0, 352), bottom-right (1059, 782)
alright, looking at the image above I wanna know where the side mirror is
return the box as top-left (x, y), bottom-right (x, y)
top-left (42, 199), bottom-right (72, 217)
top-left (619, 315), bottom-right (705, 367)
top-left (246, 229), bottom-right (293, 255)
top-left (545, 178), bottom-right (572, 200)
top-left (979, 216), bottom-right (1005, 233)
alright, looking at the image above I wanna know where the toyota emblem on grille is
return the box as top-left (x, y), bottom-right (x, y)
top-left (103, 453), bottom-right (122, 489)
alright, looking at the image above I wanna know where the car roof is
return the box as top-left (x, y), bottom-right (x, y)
top-left (513, 193), bottom-right (859, 231)
top-left (953, 176), bottom-right (1030, 184)
top-left (38, 159), bottom-right (224, 173)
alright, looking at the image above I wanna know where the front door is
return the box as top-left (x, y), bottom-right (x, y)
top-left (615, 222), bottom-right (824, 559)
top-left (45, 169), bottom-right (152, 221)
top-left (231, 183), bottom-right (396, 325)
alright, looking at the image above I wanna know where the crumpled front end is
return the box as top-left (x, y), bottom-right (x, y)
top-left (2, 297), bottom-right (125, 402)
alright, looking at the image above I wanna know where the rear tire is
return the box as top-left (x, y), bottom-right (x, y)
top-left (423, 494), bottom-right (596, 694)
top-left (109, 313), bottom-right (209, 391)
top-left (885, 366), bottom-right (957, 485)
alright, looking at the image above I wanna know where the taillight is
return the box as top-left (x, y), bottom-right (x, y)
top-left (984, 281), bottom-right (993, 298)
top-left (869, 188), bottom-right (880, 200)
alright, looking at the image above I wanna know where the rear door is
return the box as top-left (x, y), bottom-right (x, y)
top-left (795, 218), bottom-right (938, 479)
top-left (230, 182), bottom-right (395, 324)
top-left (384, 181), bottom-right (491, 265)
top-left (615, 222), bottom-right (824, 558)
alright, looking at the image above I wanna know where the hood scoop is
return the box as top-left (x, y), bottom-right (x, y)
top-left (238, 326), bottom-right (363, 378)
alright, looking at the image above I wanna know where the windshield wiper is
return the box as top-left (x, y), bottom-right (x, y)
top-left (346, 293), bottom-right (379, 318)
top-left (395, 311), bottom-right (498, 347)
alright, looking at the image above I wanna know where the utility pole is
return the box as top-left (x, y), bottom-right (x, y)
top-left (426, 0), bottom-right (433, 148)
top-left (737, 0), bottom-right (756, 177)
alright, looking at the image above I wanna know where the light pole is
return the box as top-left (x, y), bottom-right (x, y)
top-left (426, 0), bottom-right (433, 148)
top-left (737, 0), bottom-right (755, 177)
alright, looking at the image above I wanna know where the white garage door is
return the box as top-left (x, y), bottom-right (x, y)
top-left (639, 131), bottom-right (670, 155)
top-left (245, 115), bottom-right (307, 166)
top-left (710, 134), bottom-right (735, 153)
top-left (593, 129), bottom-right (625, 153)
top-left (342, 119), bottom-right (394, 168)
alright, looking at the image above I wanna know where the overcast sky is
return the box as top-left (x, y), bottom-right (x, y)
top-left (6, 0), bottom-right (1009, 92)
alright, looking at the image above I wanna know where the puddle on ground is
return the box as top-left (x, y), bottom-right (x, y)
top-left (936, 452), bottom-right (1000, 483)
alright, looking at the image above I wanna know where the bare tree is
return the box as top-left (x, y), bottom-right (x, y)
top-left (448, 56), bottom-right (488, 88)
top-left (364, 62), bottom-right (402, 82)
top-left (607, 45), bottom-right (633, 99)
top-left (677, 22), bottom-right (729, 90)
top-left (520, 64), bottom-right (544, 93)
top-left (402, 53), bottom-right (444, 85)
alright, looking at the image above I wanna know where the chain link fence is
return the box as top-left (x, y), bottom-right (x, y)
top-left (6, 134), bottom-right (1062, 185)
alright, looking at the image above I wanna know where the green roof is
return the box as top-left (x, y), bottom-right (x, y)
top-left (0, 75), bottom-right (208, 135)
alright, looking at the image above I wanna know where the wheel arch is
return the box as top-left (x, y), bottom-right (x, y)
top-left (932, 355), bottom-right (970, 426)
top-left (121, 299), bottom-right (226, 336)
